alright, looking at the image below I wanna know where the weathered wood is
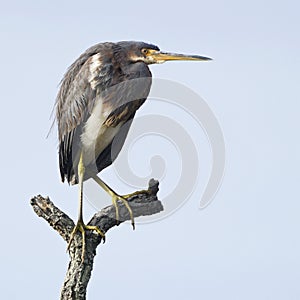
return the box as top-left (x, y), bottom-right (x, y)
top-left (31, 179), bottom-right (163, 300)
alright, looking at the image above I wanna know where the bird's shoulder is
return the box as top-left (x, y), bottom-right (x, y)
top-left (101, 61), bottom-right (152, 127)
top-left (55, 43), bottom-right (114, 138)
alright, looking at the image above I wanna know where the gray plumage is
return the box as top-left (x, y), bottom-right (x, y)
top-left (55, 41), bottom-right (158, 184)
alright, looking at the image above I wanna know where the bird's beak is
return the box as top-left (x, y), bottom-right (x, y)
top-left (150, 50), bottom-right (212, 64)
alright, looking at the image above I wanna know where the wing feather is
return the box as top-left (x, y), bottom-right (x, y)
top-left (56, 46), bottom-right (112, 182)
top-left (56, 43), bottom-right (152, 184)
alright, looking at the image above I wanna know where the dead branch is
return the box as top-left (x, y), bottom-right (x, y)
top-left (30, 179), bottom-right (163, 300)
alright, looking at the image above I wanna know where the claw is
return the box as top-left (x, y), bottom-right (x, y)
top-left (67, 220), bottom-right (105, 261)
top-left (122, 189), bottom-right (149, 199)
top-left (113, 195), bottom-right (135, 230)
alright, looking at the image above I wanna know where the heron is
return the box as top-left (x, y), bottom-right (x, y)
top-left (55, 41), bottom-right (211, 259)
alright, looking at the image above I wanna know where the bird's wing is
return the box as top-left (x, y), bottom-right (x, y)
top-left (56, 50), bottom-right (113, 183)
top-left (84, 62), bottom-right (153, 180)
top-left (57, 50), bottom-right (152, 184)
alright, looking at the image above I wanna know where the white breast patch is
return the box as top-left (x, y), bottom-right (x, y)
top-left (80, 99), bottom-right (122, 166)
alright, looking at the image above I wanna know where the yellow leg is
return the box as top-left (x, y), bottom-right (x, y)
top-left (122, 190), bottom-right (150, 199)
top-left (67, 153), bottom-right (105, 261)
top-left (92, 175), bottom-right (136, 230)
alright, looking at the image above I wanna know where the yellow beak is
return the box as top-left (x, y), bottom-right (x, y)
top-left (151, 50), bottom-right (212, 63)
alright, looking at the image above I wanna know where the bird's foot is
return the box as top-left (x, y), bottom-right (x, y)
top-left (112, 190), bottom-right (150, 230)
top-left (112, 190), bottom-right (150, 229)
top-left (122, 189), bottom-right (150, 199)
top-left (67, 219), bottom-right (105, 262)
top-left (112, 194), bottom-right (136, 230)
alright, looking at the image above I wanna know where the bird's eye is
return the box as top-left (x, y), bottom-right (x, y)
top-left (142, 48), bottom-right (149, 55)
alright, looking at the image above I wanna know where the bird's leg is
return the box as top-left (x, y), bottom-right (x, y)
top-left (92, 175), bottom-right (135, 229)
top-left (67, 153), bottom-right (105, 262)
top-left (122, 190), bottom-right (150, 199)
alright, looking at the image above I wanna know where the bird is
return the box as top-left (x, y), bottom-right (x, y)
top-left (55, 41), bottom-right (211, 260)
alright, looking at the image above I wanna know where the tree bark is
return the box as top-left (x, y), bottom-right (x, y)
top-left (30, 179), bottom-right (163, 300)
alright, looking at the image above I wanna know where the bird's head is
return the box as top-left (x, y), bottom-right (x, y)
top-left (117, 41), bottom-right (212, 65)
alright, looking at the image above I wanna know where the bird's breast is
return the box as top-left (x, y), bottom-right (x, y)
top-left (80, 98), bottom-right (123, 166)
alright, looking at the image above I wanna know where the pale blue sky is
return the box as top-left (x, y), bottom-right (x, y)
top-left (1, 1), bottom-right (300, 299)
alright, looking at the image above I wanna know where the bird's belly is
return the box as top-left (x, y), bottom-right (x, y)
top-left (80, 100), bottom-right (122, 166)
